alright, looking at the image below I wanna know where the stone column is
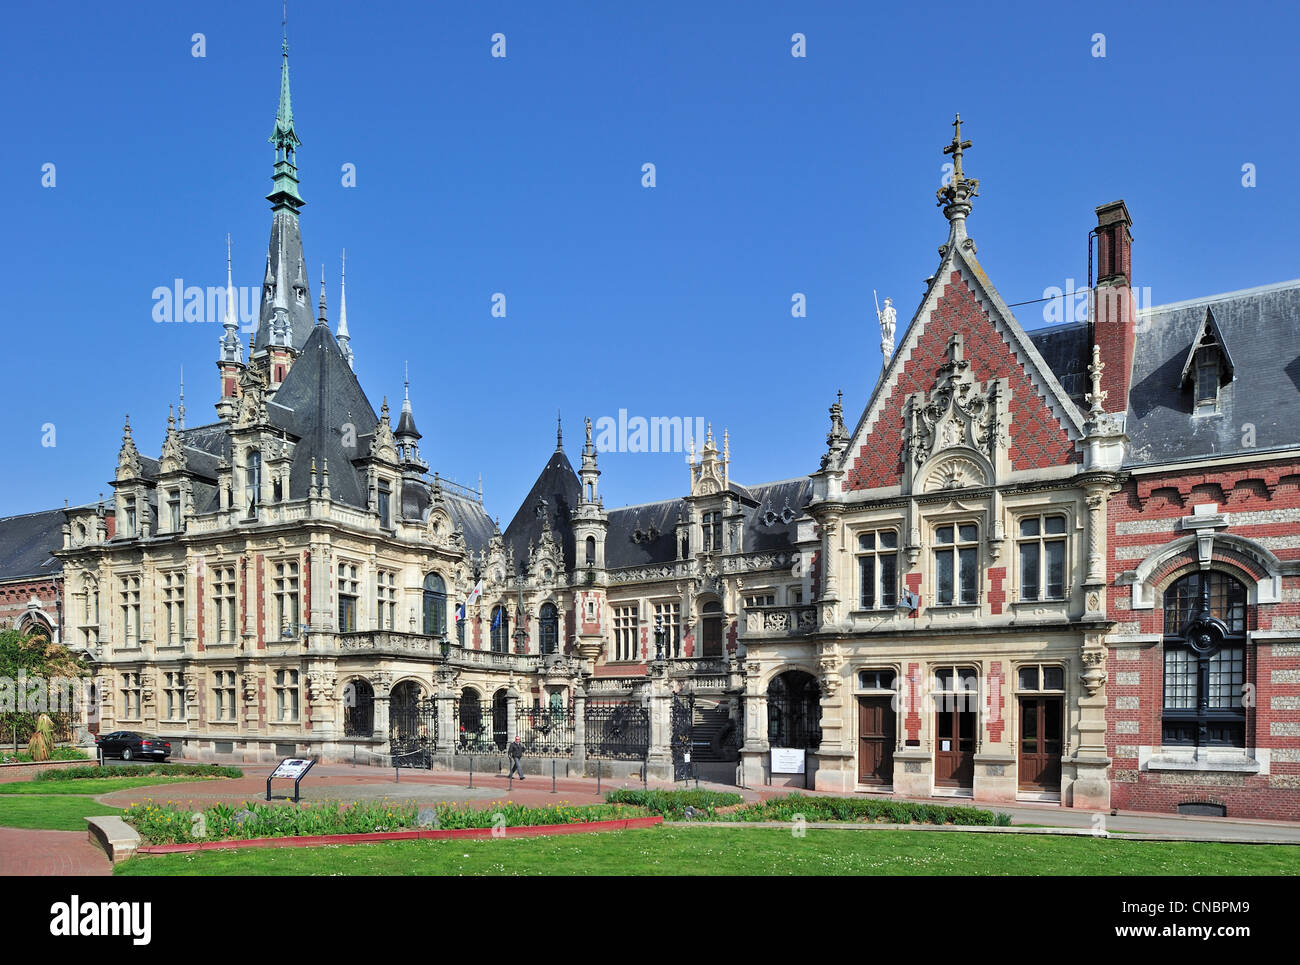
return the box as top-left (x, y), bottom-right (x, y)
top-left (372, 672), bottom-right (392, 750)
top-left (645, 661), bottom-right (672, 775)
top-left (739, 660), bottom-right (769, 787)
top-left (505, 688), bottom-right (519, 746)
top-left (571, 686), bottom-right (587, 772)
top-left (1071, 638), bottom-right (1111, 810)
top-left (433, 669), bottom-right (457, 755)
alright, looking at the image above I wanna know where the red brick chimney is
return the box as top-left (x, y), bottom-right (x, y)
top-left (1092, 200), bottom-right (1135, 413)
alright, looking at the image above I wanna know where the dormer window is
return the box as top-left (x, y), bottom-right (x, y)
top-left (1180, 307), bottom-right (1234, 415)
top-left (1194, 355), bottom-right (1220, 407)
top-left (377, 481), bottom-right (391, 528)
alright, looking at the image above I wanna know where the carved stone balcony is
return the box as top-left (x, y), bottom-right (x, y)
top-left (741, 605), bottom-right (818, 638)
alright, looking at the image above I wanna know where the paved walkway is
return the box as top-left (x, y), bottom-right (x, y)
top-left (0, 827), bottom-right (112, 876)
top-left (6, 760), bottom-right (1300, 874)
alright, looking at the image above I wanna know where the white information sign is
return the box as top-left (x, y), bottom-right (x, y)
top-left (771, 747), bottom-right (806, 774)
top-left (270, 758), bottom-right (314, 780)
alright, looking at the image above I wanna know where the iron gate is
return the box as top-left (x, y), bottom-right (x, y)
top-left (389, 695), bottom-right (437, 768)
top-left (585, 700), bottom-right (649, 760)
top-left (671, 694), bottom-right (694, 779)
top-left (517, 703), bottom-right (575, 756)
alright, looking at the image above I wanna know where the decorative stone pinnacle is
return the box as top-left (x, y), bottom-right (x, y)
top-left (936, 113), bottom-right (980, 224)
top-left (1086, 343), bottom-right (1108, 416)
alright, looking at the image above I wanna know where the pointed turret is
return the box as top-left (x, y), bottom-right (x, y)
top-left (254, 24), bottom-right (314, 354)
top-left (395, 364), bottom-right (427, 472)
top-left (216, 236), bottom-right (246, 422)
top-left (336, 250), bottom-right (353, 368)
top-left (316, 267), bottom-right (328, 327)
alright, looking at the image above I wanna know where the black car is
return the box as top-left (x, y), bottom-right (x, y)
top-left (94, 731), bottom-right (171, 761)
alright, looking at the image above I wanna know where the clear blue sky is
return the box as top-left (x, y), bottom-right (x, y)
top-left (2, 0), bottom-right (1296, 520)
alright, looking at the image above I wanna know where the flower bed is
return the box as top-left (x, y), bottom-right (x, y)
top-left (603, 789), bottom-right (744, 819)
top-left (0, 746), bottom-right (90, 764)
top-left (125, 798), bottom-right (649, 845)
top-left (723, 794), bottom-right (1009, 826)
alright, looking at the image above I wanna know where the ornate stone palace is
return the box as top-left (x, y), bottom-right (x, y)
top-left (7, 36), bottom-right (1297, 817)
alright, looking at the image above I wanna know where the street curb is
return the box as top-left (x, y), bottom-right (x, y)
top-left (133, 815), bottom-right (663, 854)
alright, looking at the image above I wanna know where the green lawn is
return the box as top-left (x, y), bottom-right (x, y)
top-left (115, 827), bottom-right (1300, 876)
top-left (0, 796), bottom-right (122, 830)
top-left (0, 776), bottom-right (227, 795)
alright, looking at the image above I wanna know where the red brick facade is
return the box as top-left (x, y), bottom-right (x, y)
top-left (846, 270), bottom-right (1079, 491)
top-left (1106, 459), bottom-right (1300, 819)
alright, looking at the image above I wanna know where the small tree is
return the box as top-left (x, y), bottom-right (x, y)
top-left (27, 713), bottom-right (55, 762)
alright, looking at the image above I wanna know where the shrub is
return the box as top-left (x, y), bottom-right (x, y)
top-left (125, 798), bottom-right (648, 845)
top-left (726, 794), bottom-right (1001, 826)
top-left (32, 763), bottom-right (243, 782)
top-left (0, 746), bottom-right (91, 763)
top-left (604, 789), bottom-right (743, 820)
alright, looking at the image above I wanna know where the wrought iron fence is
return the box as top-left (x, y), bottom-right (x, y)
top-left (584, 700), bottom-right (649, 760)
top-left (517, 704), bottom-right (575, 756)
top-left (453, 697), bottom-right (507, 754)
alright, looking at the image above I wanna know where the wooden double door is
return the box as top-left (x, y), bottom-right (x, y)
top-left (857, 696), bottom-right (896, 786)
top-left (1018, 696), bottom-right (1063, 791)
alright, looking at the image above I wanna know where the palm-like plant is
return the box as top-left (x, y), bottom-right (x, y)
top-left (26, 713), bottom-right (55, 762)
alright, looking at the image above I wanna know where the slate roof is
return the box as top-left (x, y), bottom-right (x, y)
top-left (0, 508), bottom-right (67, 582)
top-left (1125, 279), bottom-right (1300, 467)
top-left (254, 211), bottom-right (316, 352)
top-left (502, 448), bottom-right (582, 570)
top-left (604, 477), bottom-right (812, 569)
top-left (267, 323), bottom-right (378, 508)
top-left (1028, 321), bottom-right (1091, 406)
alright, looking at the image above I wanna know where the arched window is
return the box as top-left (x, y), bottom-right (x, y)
top-left (1162, 571), bottom-right (1247, 748)
top-left (389, 681), bottom-right (424, 743)
top-left (585, 536), bottom-right (596, 566)
top-left (422, 573), bottom-right (446, 637)
top-left (767, 670), bottom-right (821, 748)
top-left (701, 600), bottom-right (723, 657)
top-left (539, 602), bottom-right (559, 654)
top-left (490, 605), bottom-right (510, 653)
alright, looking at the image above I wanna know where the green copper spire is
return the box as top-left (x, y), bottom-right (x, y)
top-left (267, 22), bottom-right (304, 213)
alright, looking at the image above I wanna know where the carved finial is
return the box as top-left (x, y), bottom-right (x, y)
top-left (1085, 343), bottom-right (1108, 416)
top-left (556, 410), bottom-right (563, 450)
top-left (936, 113), bottom-right (980, 229)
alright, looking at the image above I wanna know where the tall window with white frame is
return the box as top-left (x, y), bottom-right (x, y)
top-left (120, 672), bottom-right (141, 719)
top-left (539, 602), bottom-right (560, 654)
top-left (1162, 571), bottom-right (1247, 748)
top-left (489, 606), bottom-right (510, 653)
top-left (701, 511), bottom-right (722, 552)
top-left (377, 480), bottom-right (392, 528)
top-left (857, 530), bottom-right (899, 609)
top-left (213, 671), bottom-right (237, 723)
top-left (338, 563), bottom-right (359, 632)
top-left (422, 573), bottom-right (447, 636)
top-left (162, 571), bottom-right (185, 647)
top-left (245, 449), bottom-right (261, 516)
top-left (613, 605), bottom-right (639, 662)
top-left (275, 669), bottom-right (300, 722)
top-left (1018, 514), bottom-right (1067, 602)
top-left (274, 560), bottom-right (300, 637)
top-left (654, 601), bottom-right (681, 657)
top-left (166, 489), bottom-right (181, 532)
top-left (376, 569), bottom-right (397, 631)
top-left (212, 566), bottom-right (236, 644)
top-left (164, 671), bottom-right (185, 721)
top-left (123, 496), bottom-right (137, 537)
top-left (934, 523), bottom-right (978, 606)
top-left (119, 575), bottom-right (141, 645)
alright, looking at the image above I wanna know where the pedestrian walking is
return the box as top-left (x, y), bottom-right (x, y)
top-left (508, 735), bottom-right (525, 780)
